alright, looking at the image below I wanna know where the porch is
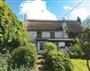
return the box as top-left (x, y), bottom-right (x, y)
top-left (36, 38), bottom-right (73, 54)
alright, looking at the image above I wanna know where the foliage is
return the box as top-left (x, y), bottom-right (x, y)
top-left (0, 0), bottom-right (5, 2)
top-left (83, 16), bottom-right (90, 27)
top-left (0, 52), bottom-right (34, 71)
top-left (0, 1), bottom-right (37, 71)
top-left (9, 45), bottom-right (36, 70)
top-left (69, 42), bottom-right (84, 59)
top-left (30, 43), bottom-right (37, 65)
top-left (79, 17), bottom-right (90, 71)
top-left (44, 42), bottom-right (57, 51)
top-left (67, 32), bottom-right (78, 38)
top-left (0, 52), bottom-right (11, 71)
top-left (9, 67), bottom-right (31, 71)
top-left (44, 42), bottom-right (73, 71)
top-left (80, 28), bottom-right (90, 71)
top-left (44, 50), bottom-right (73, 71)
top-left (80, 29), bottom-right (90, 59)
top-left (0, 0), bottom-right (29, 53)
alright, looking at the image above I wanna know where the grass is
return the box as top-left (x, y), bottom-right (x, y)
top-left (71, 59), bottom-right (90, 71)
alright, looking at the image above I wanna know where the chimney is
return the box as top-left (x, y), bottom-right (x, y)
top-left (77, 17), bottom-right (81, 24)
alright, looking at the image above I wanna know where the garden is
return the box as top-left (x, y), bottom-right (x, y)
top-left (0, 0), bottom-right (90, 71)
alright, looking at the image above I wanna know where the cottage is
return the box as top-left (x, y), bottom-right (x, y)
top-left (24, 18), bottom-right (82, 54)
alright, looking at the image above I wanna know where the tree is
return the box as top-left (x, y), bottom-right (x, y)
top-left (0, 0), bottom-right (29, 53)
top-left (79, 27), bottom-right (90, 71)
top-left (79, 17), bottom-right (90, 71)
top-left (0, 1), bottom-right (37, 70)
top-left (83, 16), bottom-right (90, 27)
top-left (69, 39), bottom-right (84, 59)
top-left (0, 0), bottom-right (5, 2)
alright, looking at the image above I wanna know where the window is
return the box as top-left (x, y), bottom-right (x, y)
top-left (37, 31), bottom-right (42, 38)
top-left (50, 32), bottom-right (55, 38)
top-left (65, 42), bottom-right (70, 46)
top-left (40, 42), bottom-right (44, 50)
top-left (58, 42), bottom-right (65, 48)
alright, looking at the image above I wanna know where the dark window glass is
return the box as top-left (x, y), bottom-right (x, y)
top-left (65, 42), bottom-right (70, 46)
top-left (50, 32), bottom-right (55, 38)
top-left (40, 42), bottom-right (44, 50)
top-left (37, 31), bottom-right (42, 38)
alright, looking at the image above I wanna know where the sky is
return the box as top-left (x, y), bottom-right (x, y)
top-left (6, 0), bottom-right (90, 21)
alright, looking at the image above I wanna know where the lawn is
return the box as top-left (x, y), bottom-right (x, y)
top-left (71, 59), bottom-right (90, 71)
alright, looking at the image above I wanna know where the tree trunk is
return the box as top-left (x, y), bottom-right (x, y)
top-left (86, 59), bottom-right (90, 71)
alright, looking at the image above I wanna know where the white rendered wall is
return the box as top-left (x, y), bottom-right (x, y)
top-left (42, 32), bottom-right (50, 38)
top-left (55, 31), bottom-right (64, 38)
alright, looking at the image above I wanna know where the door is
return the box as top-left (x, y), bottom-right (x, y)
top-left (37, 41), bottom-right (45, 54)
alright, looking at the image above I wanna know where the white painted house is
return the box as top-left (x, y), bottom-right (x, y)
top-left (24, 19), bottom-right (82, 54)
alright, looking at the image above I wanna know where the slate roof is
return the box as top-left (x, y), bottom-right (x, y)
top-left (24, 20), bottom-right (82, 33)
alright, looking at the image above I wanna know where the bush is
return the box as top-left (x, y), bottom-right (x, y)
top-left (44, 42), bottom-right (73, 71)
top-left (69, 43), bottom-right (84, 59)
top-left (9, 45), bottom-right (37, 70)
top-left (9, 66), bottom-right (31, 71)
top-left (44, 42), bottom-right (57, 51)
top-left (0, 52), bottom-right (11, 71)
top-left (0, 52), bottom-right (34, 71)
top-left (30, 43), bottom-right (37, 59)
top-left (81, 43), bottom-right (90, 59)
top-left (44, 51), bottom-right (73, 71)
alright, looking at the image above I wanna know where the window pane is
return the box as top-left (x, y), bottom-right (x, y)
top-left (50, 32), bottom-right (55, 38)
top-left (37, 31), bottom-right (42, 38)
top-left (65, 42), bottom-right (71, 46)
top-left (40, 42), bottom-right (44, 50)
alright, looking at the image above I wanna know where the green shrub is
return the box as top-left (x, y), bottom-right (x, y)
top-left (44, 51), bottom-right (73, 71)
top-left (30, 43), bottom-right (37, 59)
top-left (44, 42), bottom-right (73, 71)
top-left (0, 1), bottom-right (37, 71)
top-left (44, 42), bottom-right (57, 51)
top-left (10, 45), bottom-right (37, 70)
top-left (64, 59), bottom-right (73, 71)
top-left (9, 66), bottom-right (32, 71)
top-left (0, 0), bottom-right (30, 53)
top-left (0, 52), bottom-right (11, 71)
top-left (0, 52), bottom-right (34, 71)
top-left (69, 43), bottom-right (84, 58)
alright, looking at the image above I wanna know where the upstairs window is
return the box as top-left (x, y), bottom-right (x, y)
top-left (50, 32), bottom-right (55, 38)
top-left (37, 31), bottom-right (42, 38)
